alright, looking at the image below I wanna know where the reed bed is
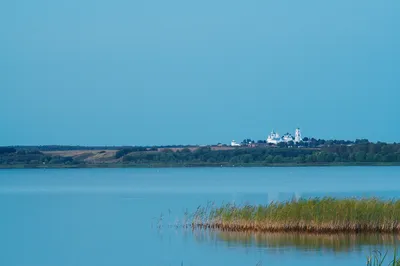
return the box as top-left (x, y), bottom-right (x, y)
top-left (192, 198), bottom-right (400, 233)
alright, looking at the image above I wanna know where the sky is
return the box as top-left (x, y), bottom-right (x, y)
top-left (1, 0), bottom-right (399, 146)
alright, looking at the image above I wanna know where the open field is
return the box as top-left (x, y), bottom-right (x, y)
top-left (156, 146), bottom-right (239, 152)
top-left (42, 150), bottom-right (118, 163)
top-left (42, 147), bottom-right (235, 155)
top-left (43, 150), bottom-right (115, 156)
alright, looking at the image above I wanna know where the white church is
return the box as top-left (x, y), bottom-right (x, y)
top-left (230, 140), bottom-right (241, 146)
top-left (231, 128), bottom-right (303, 147)
top-left (267, 128), bottom-right (302, 145)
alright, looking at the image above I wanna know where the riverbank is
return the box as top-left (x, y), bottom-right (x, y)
top-left (191, 198), bottom-right (400, 233)
top-left (1, 162), bottom-right (400, 169)
top-left (2, 142), bottom-right (400, 168)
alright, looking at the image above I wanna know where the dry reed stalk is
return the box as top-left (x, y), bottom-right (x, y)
top-left (191, 198), bottom-right (400, 234)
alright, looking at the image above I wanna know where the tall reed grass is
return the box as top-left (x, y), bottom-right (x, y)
top-left (192, 198), bottom-right (400, 233)
top-left (366, 250), bottom-right (400, 266)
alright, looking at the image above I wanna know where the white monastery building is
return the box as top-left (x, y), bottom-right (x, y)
top-left (230, 128), bottom-right (303, 147)
top-left (267, 128), bottom-right (302, 144)
top-left (230, 140), bottom-right (241, 147)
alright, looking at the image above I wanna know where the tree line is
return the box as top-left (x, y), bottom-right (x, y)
top-left (0, 141), bottom-right (399, 167)
top-left (120, 142), bottom-right (400, 165)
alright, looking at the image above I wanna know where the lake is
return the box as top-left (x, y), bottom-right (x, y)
top-left (1, 167), bottom-right (400, 266)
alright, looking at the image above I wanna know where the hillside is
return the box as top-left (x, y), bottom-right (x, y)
top-left (0, 141), bottom-right (400, 168)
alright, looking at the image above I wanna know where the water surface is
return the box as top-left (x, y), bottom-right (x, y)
top-left (1, 167), bottom-right (399, 266)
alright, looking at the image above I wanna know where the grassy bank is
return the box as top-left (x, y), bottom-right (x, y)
top-left (2, 142), bottom-right (400, 168)
top-left (1, 162), bottom-right (400, 169)
top-left (192, 198), bottom-right (400, 233)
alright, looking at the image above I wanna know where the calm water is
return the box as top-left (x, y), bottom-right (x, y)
top-left (1, 167), bottom-right (400, 266)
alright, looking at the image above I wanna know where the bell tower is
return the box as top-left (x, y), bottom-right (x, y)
top-left (295, 128), bottom-right (302, 142)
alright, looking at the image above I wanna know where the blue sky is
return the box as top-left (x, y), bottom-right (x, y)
top-left (1, 0), bottom-right (399, 146)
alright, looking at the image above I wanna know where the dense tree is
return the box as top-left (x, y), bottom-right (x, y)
top-left (115, 147), bottom-right (147, 159)
top-left (0, 147), bottom-right (16, 154)
top-left (355, 152), bottom-right (366, 162)
top-left (273, 155), bottom-right (283, 163)
top-left (241, 139), bottom-right (254, 145)
top-left (277, 142), bottom-right (287, 148)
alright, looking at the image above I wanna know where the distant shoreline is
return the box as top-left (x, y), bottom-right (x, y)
top-left (1, 162), bottom-right (400, 169)
top-left (1, 142), bottom-right (400, 169)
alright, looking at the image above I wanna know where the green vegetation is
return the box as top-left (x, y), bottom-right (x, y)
top-left (366, 250), bottom-right (400, 266)
top-left (192, 198), bottom-right (400, 233)
top-left (0, 147), bottom-right (16, 154)
top-left (0, 141), bottom-right (400, 168)
top-left (0, 149), bottom-right (75, 166)
top-left (116, 147), bottom-right (155, 159)
top-left (119, 142), bottom-right (400, 166)
top-left (9, 145), bottom-right (118, 151)
top-left (115, 141), bottom-right (400, 167)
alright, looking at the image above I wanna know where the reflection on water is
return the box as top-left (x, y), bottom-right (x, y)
top-left (193, 230), bottom-right (400, 253)
top-left (2, 167), bottom-right (400, 266)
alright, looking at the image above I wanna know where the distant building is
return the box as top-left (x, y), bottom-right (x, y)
top-left (230, 140), bottom-right (241, 147)
top-left (267, 128), bottom-right (303, 144)
top-left (266, 131), bottom-right (281, 145)
top-left (295, 128), bottom-right (302, 143)
top-left (282, 133), bottom-right (294, 143)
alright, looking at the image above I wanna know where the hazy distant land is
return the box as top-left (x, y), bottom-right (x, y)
top-left (1, 139), bottom-right (400, 168)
